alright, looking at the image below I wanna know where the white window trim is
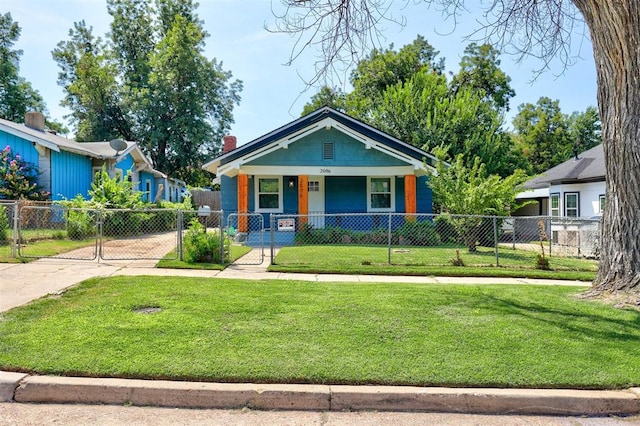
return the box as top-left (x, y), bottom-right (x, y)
top-left (564, 192), bottom-right (579, 217)
top-left (367, 176), bottom-right (395, 212)
top-left (254, 176), bottom-right (283, 213)
top-left (550, 193), bottom-right (560, 217)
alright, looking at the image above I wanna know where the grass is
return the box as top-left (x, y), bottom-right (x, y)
top-left (0, 237), bottom-right (97, 263)
top-left (269, 245), bottom-right (598, 281)
top-left (156, 244), bottom-right (253, 269)
top-left (0, 276), bottom-right (638, 389)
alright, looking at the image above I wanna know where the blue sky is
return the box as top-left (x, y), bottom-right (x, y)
top-left (7, 0), bottom-right (598, 146)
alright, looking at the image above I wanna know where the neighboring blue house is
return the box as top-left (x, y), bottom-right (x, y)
top-left (202, 107), bottom-right (438, 232)
top-left (0, 112), bottom-right (185, 202)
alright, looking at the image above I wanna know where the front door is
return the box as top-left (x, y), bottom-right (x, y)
top-left (307, 176), bottom-right (325, 228)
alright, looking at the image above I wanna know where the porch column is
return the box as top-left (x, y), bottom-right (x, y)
top-left (298, 175), bottom-right (308, 228)
top-left (237, 173), bottom-right (248, 232)
top-left (404, 174), bottom-right (417, 220)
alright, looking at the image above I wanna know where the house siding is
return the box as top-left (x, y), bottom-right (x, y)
top-left (138, 171), bottom-right (155, 202)
top-left (115, 154), bottom-right (135, 177)
top-left (550, 181), bottom-right (606, 218)
top-left (1, 133), bottom-right (40, 165)
top-left (50, 150), bottom-right (93, 200)
top-left (247, 129), bottom-right (407, 167)
top-left (416, 176), bottom-right (432, 214)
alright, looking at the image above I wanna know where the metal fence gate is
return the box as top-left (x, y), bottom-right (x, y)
top-left (17, 205), bottom-right (98, 260)
top-left (226, 213), bottom-right (265, 265)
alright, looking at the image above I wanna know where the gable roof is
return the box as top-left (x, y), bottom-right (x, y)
top-left (523, 144), bottom-right (605, 189)
top-left (203, 107), bottom-right (438, 176)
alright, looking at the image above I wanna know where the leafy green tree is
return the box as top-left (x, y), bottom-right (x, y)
top-left (512, 97), bottom-right (574, 174)
top-left (369, 65), bottom-right (524, 177)
top-left (450, 43), bottom-right (515, 112)
top-left (53, 0), bottom-right (242, 185)
top-left (0, 13), bottom-right (65, 132)
top-left (301, 86), bottom-right (346, 116)
top-left (428, 148), bottom-right (528, 252)
top-left (52, 21), bottom-right (129, 142)
top-left (0, 145), bottom-right (49, 200)
top-left (347, 36), bottom-right (444, 119)
top-left (568, 106), bottom-right (601, 154)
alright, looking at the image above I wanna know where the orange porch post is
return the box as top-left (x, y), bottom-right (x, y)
top-left (405, 174), bottom-right (417, 221)
top-left (298, 175), bottom-right (308, 228)
top-left (237, 173), bottom-right (248, 232)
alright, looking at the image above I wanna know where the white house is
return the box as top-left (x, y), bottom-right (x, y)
top-left (518, 144), bottom-right (605, 219)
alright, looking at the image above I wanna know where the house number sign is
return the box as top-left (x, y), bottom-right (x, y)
top-left (320, 168), bottom-right (331, 174)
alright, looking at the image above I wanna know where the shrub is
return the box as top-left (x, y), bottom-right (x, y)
top-left (395, 220), bottom-right (441, 246)
top-left (184, 219), bottom-right (222, 263)
top-left (0, 145), bottom-right (50, 200)
top-left (0, 205), bottom-right (8, 243)
top-left (66, 210), bottom-right (95, 240)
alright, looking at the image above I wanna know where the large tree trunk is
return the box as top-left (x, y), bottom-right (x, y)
top-left (573, 1), bottom-right (640, 299)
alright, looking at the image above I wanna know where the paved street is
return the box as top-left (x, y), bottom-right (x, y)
top-left (2, 403), bottom-right (640, 425)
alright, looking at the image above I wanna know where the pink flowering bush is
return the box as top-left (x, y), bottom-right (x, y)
top-left (0, 145), bottom-right (49, 200)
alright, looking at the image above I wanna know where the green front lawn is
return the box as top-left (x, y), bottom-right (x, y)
top-left (0, 237), bottom-right (97, 263)
top-left (270, 245), bottom-right (598, 281)
top-left (1, 277), bottom-right (637, 389)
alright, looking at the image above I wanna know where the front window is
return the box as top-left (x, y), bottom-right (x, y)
top-left (550, 193), bottom-right (560, 217)
top-left (256, 176), bottom-right (282, 212)
top-left (565, 192), bottom-right (579, 217)
top-left (368, 177), bottom-right (394, 211)
top-left (599, 194), bottom-right (605, 214)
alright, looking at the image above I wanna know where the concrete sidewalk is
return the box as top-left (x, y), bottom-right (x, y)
top-left (1, 372), bottom-right (639, 415)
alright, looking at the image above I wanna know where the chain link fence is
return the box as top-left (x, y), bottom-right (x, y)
top-left (269, 213), bottom-right (601, 269)
top-left (2, 202), bottom-right (601, 269)
top-left (2, 203), bottom-right (230, 262)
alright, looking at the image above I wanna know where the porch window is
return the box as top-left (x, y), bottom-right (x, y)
top-left (256, 176), bottom-right (282, 212)
top-left (368, 177), bottom-right (395, 212)
top-left (564, 192), bottom-right (579, 217)
top-left (550, 193), bottom-right (560, 217)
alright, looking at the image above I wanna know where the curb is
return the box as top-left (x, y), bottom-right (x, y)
top-left (2, 372), bottom-right (640, 415)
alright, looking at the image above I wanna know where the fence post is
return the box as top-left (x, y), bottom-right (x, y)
top-left (12, 201), bottom-right (18, 258)
top-left (177, 209), bottom-right (183, 261)
top-left (493, 216), bottom-right (499, 267)
top-left (548, 217), bottom-right (552, 257)
top-left (387, 213), bottom-right (392, 265)
top-left (512, 217), bottom-right (516, 250)
top-left (270, 214), bottom-right (275, 264)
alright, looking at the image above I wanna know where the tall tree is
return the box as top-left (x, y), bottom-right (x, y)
top-left (52, 21), bottom-right (129, 142)
top-left (301, 86), bottom-right (346, 116)
top-left (0, 12), bottom-right (63, 132)
top-left (450, 43), bottom-right (515, 112)
top-left (54, 0), bottom-right (242, 185)
top-left (347, 36), bottom-right (444, 119)
top-left (512, 97), bottom-right (572, 174)
top-left (513, 98), bottom-right (601, 174)
top-left (274, 0), bottom-right (640, 300)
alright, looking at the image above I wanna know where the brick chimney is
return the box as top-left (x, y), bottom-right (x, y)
top-left (223, 135), bottom-right (237, 153)
top-left (25, 111), bottom-right (46, 132)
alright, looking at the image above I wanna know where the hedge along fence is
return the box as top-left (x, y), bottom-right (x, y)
top-left (269, 213), bottom-right (601, 268)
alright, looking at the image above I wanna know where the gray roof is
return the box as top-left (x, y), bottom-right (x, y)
top-left (523, 144), bottom-right (605, 189)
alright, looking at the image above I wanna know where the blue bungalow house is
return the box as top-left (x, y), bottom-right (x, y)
top-left (202, 107), bottom-right (438, 233)
top-left (0, 112), bottom-right (185, 202)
